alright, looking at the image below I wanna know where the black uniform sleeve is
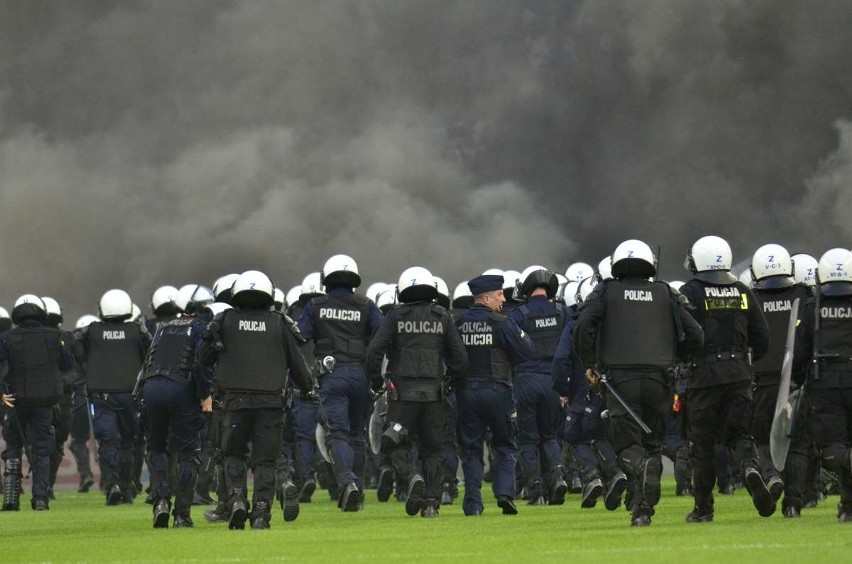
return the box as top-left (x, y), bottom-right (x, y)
top-left (197, 313), bottom-right (224, 370)
top-left (674, 293), bottom-right (704, 359)
top-left (0, 340), bottom-right (8, 391)
top-left (573, 286), bottom-right (606, 370)
top-left (551, 322), bottom-right (575, 396)
top-left (743, 286), bottom-right (771, 361)
top-left (793, 300), bottom-right (815, 384)
top-left (442, 313), bottom-right (468, 383)
top-left (283, 321), bottom-right (313, 394)
top-left (365, 313), bottom-right (395, 385)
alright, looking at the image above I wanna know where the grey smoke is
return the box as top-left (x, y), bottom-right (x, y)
top-left (1, 1), bottom-right (851, 322)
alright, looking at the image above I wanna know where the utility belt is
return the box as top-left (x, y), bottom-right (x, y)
top-left (698, 351), bottom-right (748, 365)
top-left (455, 379), bottom-right (511, 391)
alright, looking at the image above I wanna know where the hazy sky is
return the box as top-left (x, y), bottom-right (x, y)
top-left (2, 1), bottom-right (851, 322)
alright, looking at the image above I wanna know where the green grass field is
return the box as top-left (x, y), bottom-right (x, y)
top-left (1, 479), bottom-right (849, 563)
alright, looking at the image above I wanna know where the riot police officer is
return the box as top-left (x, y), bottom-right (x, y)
top-left (680, 235), bottom-right (774, 522)
top-left (145, 286), bottom-right (180, 335)
top-left (748, 244), bottom-right (811, 517)
top-left (455, 274), bottom-right (534, 516)
top-left (794, 248), bottom-right (852, 522)
top-left (140, 284), bottom-right (214, 528)
top-left (1, 295), bottom-right (72, 511)
top-left (575, 240), bottom-right (703, 526)
top-left (286, 272), bottom-right (325, 503)
top-left (69, 315), bottom-right (98, 493)
top-left (200, 270), bottom-right (313, 529)
top-left (77, 289), bottom-right (152, 505)
top-left (41, 297), bottom-right (85, 500)
top-left (553, 277), bottom-right (628, 511)
top-left (365, 267), bottom-right (468, 517)
top-left (297, 255), bottom-right (383, 512)
top-left (508, 266), bottom-right (570, 505)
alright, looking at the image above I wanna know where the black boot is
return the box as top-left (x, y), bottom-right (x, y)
top-left (153, 499), bottom-right (171, 528)
top-left (228, 489), bottom-right (248, 530)
top-left (280, 479), bottom-right (300, 522)
top-left (250, 500), bottom-right (271, 529)
top-left (405, 474), bottom-right (425, 516)
top-left (2, 459), bottom-right (22, 511)
top-left (581, 477), bottom-right (604, 509)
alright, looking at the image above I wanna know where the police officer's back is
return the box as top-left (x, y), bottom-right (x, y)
top-left (200, 270), bottom-right (313, 530)
top-left (365, 267), bottom-right (468, 517)
top-left (455, 273), bottom-right (534, 516)
top-left (679, 235), bottom-right (775, 522)
top-left (0, 295), bottom-right (72, 511)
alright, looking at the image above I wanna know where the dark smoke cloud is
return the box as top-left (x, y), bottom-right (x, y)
top-left (1, 1), bottom-right (851, 322)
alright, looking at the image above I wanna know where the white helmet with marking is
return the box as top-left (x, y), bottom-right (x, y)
top-left (817, 248), bottom-right (852, 296)
top-left (397, 266), bottom-right (438, 303)
top-left (750, 243), bottom-right (795, 290)
top-left (231, 270), bottom-right (275, 308)
top-left (13, 294), bottom-right (47, 325)
top-left (151, 285), bottom-right (179, 315)
top-left (322, 254), bottom-right (361, 288)
top-left (685, 235), bottom-right (737, 284)
top-left (565, 262), bottom-right (595, 283)
top-left (791, 253), bottom-right (818, 287)
top-left (611, 239), bottom-right (656, 279)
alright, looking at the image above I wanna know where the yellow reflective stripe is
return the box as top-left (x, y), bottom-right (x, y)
top-left (740, 294), bottom-right (748, 310)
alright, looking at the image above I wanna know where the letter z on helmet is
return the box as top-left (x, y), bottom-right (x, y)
top-left (611, 239), bottom-right (656, 279)
top-left (322, 254), bottom-right (361, 288)
top-left (750, 244), bottom-right (795, 290)
top-left (397, 266), bottom-right (438, 303)
top-left (685, 235), bottom-right (737, 284)
top-left (817, 248), bottom-right (852, 297)
top-left (231, 270), bottom-right (275, 308)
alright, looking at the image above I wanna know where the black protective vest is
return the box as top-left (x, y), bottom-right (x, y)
top-left (146, 317), bottom-right (196, 382)
top-left (818, 299), bottom-right (852, 361)
top-left (752, 285), bottom-right (807, 375)
top-left (387, 303), bottom-right (448, 402)
top-left (693, 281), bottom-right (751, 354)
top-left (457, 311), bottom-right (512, 384)
top-left (86, 321), bottom-right (142, 393)
top-left (520, 303), bottom-right (564, 360)
top-left (215, 309), bottom-right (288, 392)
top-left (311, 294), bottom-right (370, 363)
top-left (599, 280), bottom-right (676, 369)
top-left (5, 327), bottom-right (64, 405)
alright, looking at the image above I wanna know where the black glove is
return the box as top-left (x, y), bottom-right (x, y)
top-left (301, 388), bottom-right (319, 403)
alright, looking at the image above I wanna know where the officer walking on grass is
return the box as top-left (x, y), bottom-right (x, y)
top-left (455, 273), bottom-right (534, 516)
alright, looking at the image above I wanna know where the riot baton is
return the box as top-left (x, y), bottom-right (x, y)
top-left (596, 371), bottom-right (653, 434)
top-left (86, 398), bottom-right (100, 462)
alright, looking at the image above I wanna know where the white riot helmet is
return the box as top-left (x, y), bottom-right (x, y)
top-left (452, 282), bottom-right (474, 310)
top-left (685, 235), bottom-right (737, 284)
top-left (41, 296), bottom-right (63, 326)
top-left (176, 284), bottom-right (215, 314)
top-left (365, 282), bottom-right (389, 303)
top-left (554, 273), bottom-right (568, 302)
top-left (503, 270), bottom-right (522, 301)
top-left (376, 286), bottom-right (398, 312)
top-left (99, 289), bottom-right (134, 320)
top-left (611, 239), bottom-right (656, 279)
top-left (0, 306), bottom-right (10, 329)
top-left (212, 274), bottom-right (240, 303)
top-left (231, 270), bottom-right (275, 308)
top-left (791, 253), bottom-right (818, 287)
top-left (285, 285), bottom-right (302, 308)
top-left (575, 277), bottom-right (598, 304)
top-left (397, 266), bottom-right (438, 303)
top-left (75, 314), bottom-right (100, 329)
top-left (433, 276), bottom-right (451, 309)
top-left (322, 254), bottom-right (361, 288)
top-left (150, 285), bottom-right (179, 316)
top-left (273, 288), bottom-right (286, 311)
top-left (565, 262), bottom-right (594, 283)
top-left (0, 307), bottom-right (8, 320)
top-left (817, 248), bottom-right (852, 296)
top-left (597, 256), bottom-right (613, 282)
top-left (204, 302), bottom-right (233, 317)
top-left (12, 294), bottom-right (47, 325)
top-left (668, 280), bottom-right (685, 291)
top-left (750, 244), bottom-right (795, 290)
top-left (562, 281), bottom-right (580, 307)
top-left (482, 268), bottom-right (504, 277)
top-left (300, 272), bottom-right (325, 299)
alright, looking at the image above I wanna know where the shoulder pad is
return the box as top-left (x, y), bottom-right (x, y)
top-left (430, 303), bottom-right (448, 316)
top-left (352, 294), bottom-right (368, 306)
top-left (311, 296), bottom-right (329, 305)
top-left (488, 311), bottom-right (508, 323)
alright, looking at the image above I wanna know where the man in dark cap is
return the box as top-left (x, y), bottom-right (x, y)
top-left (454, 273), bottom-right (534, 516)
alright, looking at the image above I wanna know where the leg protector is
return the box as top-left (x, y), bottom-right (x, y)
top-left (2, 459), bottom-right (22, 511)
